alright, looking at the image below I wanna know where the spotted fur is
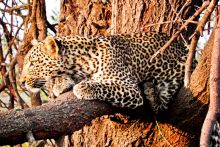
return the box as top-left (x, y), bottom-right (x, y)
top-left (210, 121), bottom-right (220, 147)
top-left (20, 32), bottom-right (188, 113)
top-left (44, 75), bottom-right (75, 98)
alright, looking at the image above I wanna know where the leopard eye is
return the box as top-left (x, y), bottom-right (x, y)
top-left (30, 62), bottom-right (34, 66)
top-left (29, 56), bottom-right (38, 62)
top-left (27, 61), bottom-right (35, 69)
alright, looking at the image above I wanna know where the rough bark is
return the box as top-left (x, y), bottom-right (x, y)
top-left (0, 0), bottom-right (213, 146)
top-left (0, 92), bottom-right (118, 145)
top-left (58, 0), bottom-right (202, 37)
top-left (200, 14), bottom-right (220, 146)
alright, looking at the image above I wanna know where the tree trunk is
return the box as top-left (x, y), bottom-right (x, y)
top-left (58, 0), bottom-right (202, 37)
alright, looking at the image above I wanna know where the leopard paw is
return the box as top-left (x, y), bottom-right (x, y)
top-left (73, 82), bottom-right (94, 100)
top-left (142, 82), bottom-right (156, 103)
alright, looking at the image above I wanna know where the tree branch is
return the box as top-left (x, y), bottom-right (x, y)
top-left (150, 1), bottom-right (210, 62)
top-left (0, 92), bottom-right (119, 146)
top-left (2, 4), bottom-right (30, 14)
top-left (184, 0), bottom-right (218, 87)
top-left (200, 7), bottom-right (220, 146)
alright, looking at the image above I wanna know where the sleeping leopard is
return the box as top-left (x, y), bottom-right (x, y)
top-left (19, 32), bottom-right (188, 114)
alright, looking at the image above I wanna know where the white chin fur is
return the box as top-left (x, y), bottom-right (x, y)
top-left (25, 84), bottom-right (41, 93)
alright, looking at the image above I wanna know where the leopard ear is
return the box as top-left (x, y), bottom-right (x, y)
top-left (42, 36), bottom-right (60, 59)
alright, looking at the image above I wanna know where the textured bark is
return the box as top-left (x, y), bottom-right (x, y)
top-left (0, 0), bottom-right (212, 146)
top-left (200, 18), bottom-right (220, 146)
top-left (0, 92), bottom-right (152, 146)
top-left (58, 0), bottom-right (202, 38)
top-left (0, 92), bottom-right (118, 145)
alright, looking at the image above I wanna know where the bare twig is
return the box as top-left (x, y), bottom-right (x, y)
top-left (0, 18), bottom-right (12, 42)
top-left (184, 0), bottom-right (217, 87)
top-left (0, 83), bottom-right (6, 92)
top-left (4, 21), bottom-right (24, 60)
top-left (1, 16), bottom-right (27, 108)
top-left (46, 20), bottom-right (57, 34)
top-left (155, 119), bottom-right (173, 147)
top-left (0, 99), bottom-right (8, 109)
top-left (168, 0), bottom-right (182, 25)
top-left (0, 32), bottom-right (7, 93)
top-left (145, 20), bottom-right (198, 28)
top-left (150, 1), bottom-right (210, 62)
top-left (8, 56), bottom-right (28, 109)
top-left (0, 8), bottom-right (26, 18)
top-left (3, 4), bottom-right (29, 14)
top-left (174, 0), bottom-right (191, 23)
top-left (200, 5), bottom-right (220, 147)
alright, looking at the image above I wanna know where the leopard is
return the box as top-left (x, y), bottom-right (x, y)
top-left (19, 31), bottom-right (188, 114)
top-left (210, 121), bottom-right (220, 147)
top-left (44, 75), bottom-right (75, 98)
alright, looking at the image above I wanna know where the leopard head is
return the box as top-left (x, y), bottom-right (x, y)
top-left (19, 36), bottom-right (63, 93)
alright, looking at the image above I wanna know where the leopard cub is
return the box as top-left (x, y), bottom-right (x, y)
top-left (20, 32), bottom-right (188, 113)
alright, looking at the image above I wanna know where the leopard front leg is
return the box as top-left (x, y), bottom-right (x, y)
top-left (73, 80), bottom-right (144, 109)
top-left (143, 78), bottom-right (181, 114)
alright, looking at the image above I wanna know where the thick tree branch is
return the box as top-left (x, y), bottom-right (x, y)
top-left (0, 92), bottom-right (119, 146)
top-left (200, 11), bottom-right (220, 146)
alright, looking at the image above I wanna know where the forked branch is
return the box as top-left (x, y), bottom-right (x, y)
top-left (150, 1), bottom-right (210, 62)
top-left (184, 0), bottom-right (217, 87)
